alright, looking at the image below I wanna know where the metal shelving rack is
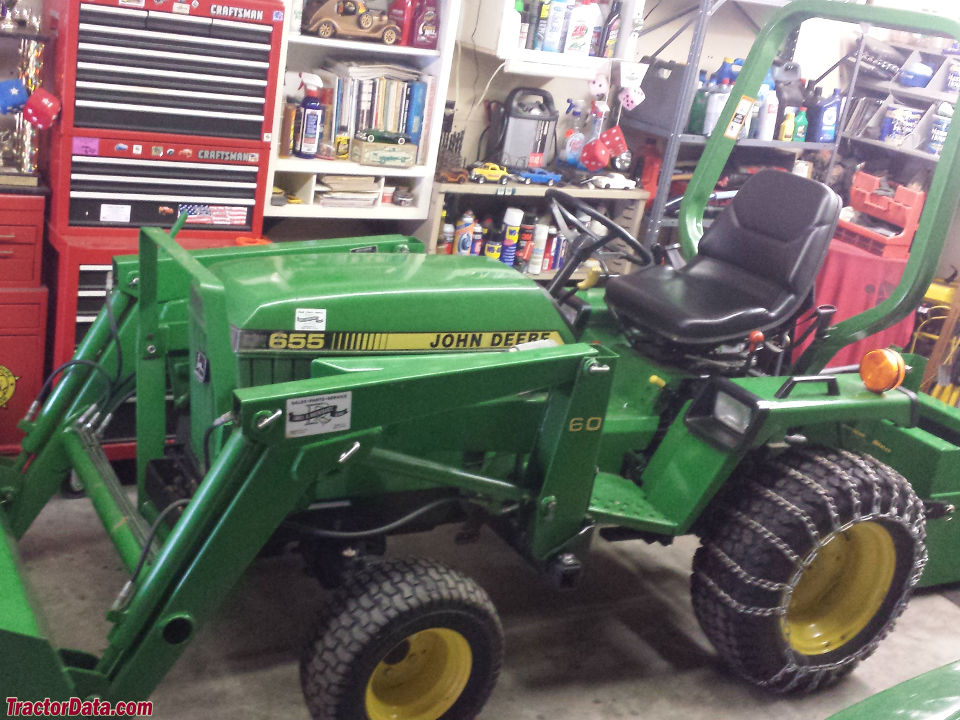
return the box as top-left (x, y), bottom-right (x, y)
top-left (623, 0), bottom-right (852, 248)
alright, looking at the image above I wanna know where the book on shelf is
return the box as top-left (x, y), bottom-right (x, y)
top-left (314, 60), bottom-right (433, 163)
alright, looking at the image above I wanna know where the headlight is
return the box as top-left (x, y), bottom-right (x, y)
top-left (713, 391), bottom-right (753, 434)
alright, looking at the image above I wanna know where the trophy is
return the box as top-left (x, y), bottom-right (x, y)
top-left (0, 129), bottom-right (11, 168)
top-left (0, 0), bottom-right (18, 32)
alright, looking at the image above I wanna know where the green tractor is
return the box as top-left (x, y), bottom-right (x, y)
top-left (3, 2), bottom-right (960, 718)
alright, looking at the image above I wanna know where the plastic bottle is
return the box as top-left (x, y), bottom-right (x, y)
top-left (715, 57), bottom-right (736, 84)
top-left (517, 0), bottom-right (530, 48)
top-left (810, 88), bottom-right (842, 143)
top-left (412, 0), bottom-right (438, 49)
top-left (598, 0), bottom-right (620, 57)
top-left (688, 73), bottom-right (710, 134)
top-left (530, 224), bottom-right (549, 274)
top-left (778, 107), bottom-right (796, 142)
top-left (703, 78), bottom-right (731, 136)
top-left (563, 108), bottom-right (586, 164)
top-left (294, 73), bottom-right (324, 159)
top-left (455, 210), bottom-right (475, 255)
top-left (533, 0), bottom-right (550, 49)
top-left (542, 0), bottom-right (568, 52)
top-left (793, 106), bottom-right (808, 142)
top-left (388, 0), bottom-right (415, 46)
top-left (755, 85), bottom-right (778, 141)
top-left (563, 0), bottom-right (598, 54)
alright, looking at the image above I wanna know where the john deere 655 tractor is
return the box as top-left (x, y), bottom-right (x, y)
top-left (3, 3), bottom-right (960, 718)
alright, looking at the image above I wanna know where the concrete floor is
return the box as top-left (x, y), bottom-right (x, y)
top-left (19, 495), bottom-right (960, 720)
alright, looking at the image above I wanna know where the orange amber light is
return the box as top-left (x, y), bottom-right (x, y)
top-left (859, 349), bottom-right (906, 394)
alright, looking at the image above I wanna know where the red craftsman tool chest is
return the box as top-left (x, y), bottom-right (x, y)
top-left (0, 194), bottom-right (45, 288)
top-left (0, 287), bottom-right (48, 454)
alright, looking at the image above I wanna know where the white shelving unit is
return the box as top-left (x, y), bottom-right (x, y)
top-left (263, 0), bottom-right (462, 221)
top-left (458, 0), bottom-right (613, 79)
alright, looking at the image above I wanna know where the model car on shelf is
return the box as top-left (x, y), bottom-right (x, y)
top-left (356, 129), bottom-right (410, 145)
top-left (302, 0), bottom-right (401, 44)
top-left (437, 168), bottom-right (469, 184)
top-left (469, 162), bottom-right (511, 184)
top-left (515, 168), bottom-right (564, 186)
top-left (582, 172), bottom-right (637, 189)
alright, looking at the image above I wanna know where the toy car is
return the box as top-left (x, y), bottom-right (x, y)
top-left (437, 168), bottom-right (469, 184)
top-left (470, 162), bottom-right (511, 184)
top-left (516, 168), bottom-right (563, 186)
top-left (583, 172), bottom-right (637, 189)
top-left (357, 129), bottom-right (410, 145)
top-left (302, 0), bottom-right (401, 45)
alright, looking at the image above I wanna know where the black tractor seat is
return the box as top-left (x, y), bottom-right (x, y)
top-left (605, 170), bottom-right (842, 345)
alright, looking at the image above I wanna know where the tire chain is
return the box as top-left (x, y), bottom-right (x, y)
top-left (693, 447), bottom-right (927, 693)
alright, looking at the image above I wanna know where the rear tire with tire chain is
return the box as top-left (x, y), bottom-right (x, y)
top-left (300, 557), bottom-right (503, 720)
top-left (692, 446), bottom-right (926, 693)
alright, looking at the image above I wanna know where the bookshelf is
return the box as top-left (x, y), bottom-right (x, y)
top-left (263, 0), bottom-right (462, 220)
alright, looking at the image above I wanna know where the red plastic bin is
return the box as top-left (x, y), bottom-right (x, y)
top-left (835, 171), bottom-right (927, 258)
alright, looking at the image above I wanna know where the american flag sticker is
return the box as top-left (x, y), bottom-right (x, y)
top-left (178, 204), bottom-right (248, 226)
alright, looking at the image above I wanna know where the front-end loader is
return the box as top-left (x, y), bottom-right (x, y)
top-left (3, 2), bottom-right (960, 718)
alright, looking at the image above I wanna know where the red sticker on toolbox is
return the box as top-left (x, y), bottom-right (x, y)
top-left (72, 137), bottom-right (99, 156)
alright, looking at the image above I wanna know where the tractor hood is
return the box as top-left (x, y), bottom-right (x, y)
top-left (208, 252), bottom-right (574, 354)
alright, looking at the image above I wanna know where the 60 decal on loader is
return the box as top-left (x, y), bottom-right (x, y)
top-left (4, 3), bottom-right (960, 718)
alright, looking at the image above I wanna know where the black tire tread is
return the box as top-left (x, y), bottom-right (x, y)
top-left (301, 557), bottom-right (503, 720)
top-left (692, 446), bottom-right (926, 693)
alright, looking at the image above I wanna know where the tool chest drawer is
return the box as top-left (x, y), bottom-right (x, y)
top-left (0, 195), bottom-right (45, 288)
top-left (0, 225), bottom-right (42, 287)
top-left (0, 287), bottom-right (48, 454)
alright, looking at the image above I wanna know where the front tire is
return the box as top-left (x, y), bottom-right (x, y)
top-left (301, 557), bottom-right (503, 720)
top-left (692, 447), bottom-right (925, 693)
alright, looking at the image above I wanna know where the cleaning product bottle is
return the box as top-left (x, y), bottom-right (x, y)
top-left (703, 78), bottom-right (730, 136)
top-left (294, 73), bottom-right (323, 159)
top-left (778, 107), bottom-right (796, 142)
top-left (563, 0), bottom-right (598, 54)
top-left (388, 0), bottom-right (415, 46)
top-left (412, 0), bottom-right (438, 49)
top-left (598, 0), bottom-right (620, 57)
top-left (793, 106), bottom-right (808, 142)
top-left (542, 0), bottom-right (568, 52)
top-left (563, 102), bottom-right (586, 163)
top-left (533, 0), bottom-right (551, 49)
top-left (517, 0), bottom-right (530, 48)
top-left (587, 0), bottom-right (606, 56)
top-left (755, 84), bottom-right (778, 141)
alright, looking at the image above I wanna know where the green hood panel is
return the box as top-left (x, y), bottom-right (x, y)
top-left (211, 253), bottom-right (574, 353)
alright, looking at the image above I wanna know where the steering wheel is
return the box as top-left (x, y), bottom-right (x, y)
top-left (544, 189), bottom-right (653, 298)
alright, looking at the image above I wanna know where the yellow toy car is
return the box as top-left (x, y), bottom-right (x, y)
top-left (469, 162), bottom-right (510, 185)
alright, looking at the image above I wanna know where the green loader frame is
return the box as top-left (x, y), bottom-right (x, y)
top-left (3, 2), bottom-right (960, 718)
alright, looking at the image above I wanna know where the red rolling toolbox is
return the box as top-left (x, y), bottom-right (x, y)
top-left (0, 287), bottom-right (48, 454)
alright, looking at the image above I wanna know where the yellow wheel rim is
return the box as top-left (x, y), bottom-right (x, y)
top-left (365, 627), bottom-right (472, 720)
top-left (784, 522), bottom-right (896, 656)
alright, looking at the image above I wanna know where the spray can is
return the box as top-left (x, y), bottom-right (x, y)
top-left (529, 224), bottom-right (549, 274)
top-left (471, 223), bottom-right (484, 255)
top-left (455, 210), bottom-right (475, 255)
top-left (294, 73), bottom-right (324, 158)
top-left (438, 222), bottom-right (454, 254)
top-left (517, 219), bottom-right (536, 269)
top-left (501, 207), bottom-right (523, 266)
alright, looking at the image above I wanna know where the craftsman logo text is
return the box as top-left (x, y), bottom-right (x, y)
top-left (210, 4), bottom-right (263, 20)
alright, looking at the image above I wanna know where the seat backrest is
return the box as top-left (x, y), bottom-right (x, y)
top-left (698, 170), bottom-right (841, 297)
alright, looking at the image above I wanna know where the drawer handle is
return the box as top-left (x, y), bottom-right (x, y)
top-left (0, 250), bottom-right (13, 256)
top-left (0, 234), bottom-right (15, 239)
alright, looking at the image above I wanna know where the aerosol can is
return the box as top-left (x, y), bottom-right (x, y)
top-left (294, 73), bottom-right (324, 159)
